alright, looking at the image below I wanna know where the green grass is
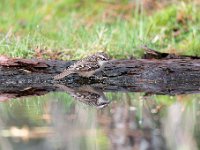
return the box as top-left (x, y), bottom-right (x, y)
top-left (0, 0), bottom-right (200, 60)
top-left (0, 2), bottom-right (200, 149)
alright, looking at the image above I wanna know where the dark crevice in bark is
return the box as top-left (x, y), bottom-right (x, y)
top-left (0, 50), bottom-right (200, 100)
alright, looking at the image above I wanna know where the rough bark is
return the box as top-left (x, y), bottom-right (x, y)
top-left (0, 53), bottom-right (200, 100)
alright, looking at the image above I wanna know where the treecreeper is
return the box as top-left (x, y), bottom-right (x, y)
top-left (53, 52), bottom-right (110, 80)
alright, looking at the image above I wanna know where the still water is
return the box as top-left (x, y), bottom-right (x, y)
top-left (0, 91), bottom-right (199, 150)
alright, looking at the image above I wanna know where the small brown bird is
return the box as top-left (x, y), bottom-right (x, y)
top-left (54, 52), bottom-right (110, 80)
top-left (55, 84), bottom-right (110, 108)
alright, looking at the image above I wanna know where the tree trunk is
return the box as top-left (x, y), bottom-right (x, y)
top-left (0, 55), bottom-right (200, 99)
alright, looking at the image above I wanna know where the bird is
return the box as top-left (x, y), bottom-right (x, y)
top-left (54, 52), bottom-right (110, 80)
top-left (54, 84), bottom-right (110, 108)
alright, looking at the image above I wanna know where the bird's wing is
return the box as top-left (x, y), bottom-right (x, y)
top-left (74, 91), bottom-right (100, 101)
top-left (72, 61), bottom-right (100, 71)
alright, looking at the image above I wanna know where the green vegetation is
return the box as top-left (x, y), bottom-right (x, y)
top-left (0, 0), bottom-right (199, 124)
top-left (0, 1), bottom-right (200, 149)
top-left (0, 0), bottom-right (200, 59)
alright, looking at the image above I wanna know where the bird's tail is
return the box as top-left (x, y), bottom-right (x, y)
top-left (53, 69), bottom-right (72, 80)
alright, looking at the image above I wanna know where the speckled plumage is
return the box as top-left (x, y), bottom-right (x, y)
top-left (54, 52), bottom-right (109, 80)
top-left (55, 84), bottom-right (110, 108)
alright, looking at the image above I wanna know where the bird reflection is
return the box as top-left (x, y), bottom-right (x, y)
top-left (55, 84), bottom-right (110, 108)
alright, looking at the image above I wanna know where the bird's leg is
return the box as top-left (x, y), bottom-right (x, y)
top-left (53, 69), bottom-right (73, 80)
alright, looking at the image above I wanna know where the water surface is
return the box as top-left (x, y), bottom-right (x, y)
top-left (0, 92), bottom-right (199, 150)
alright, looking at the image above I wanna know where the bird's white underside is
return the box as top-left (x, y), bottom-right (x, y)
top-left (98, 60), bottom-right (108, 66)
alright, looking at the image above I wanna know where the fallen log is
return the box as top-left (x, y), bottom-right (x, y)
top-left (0, 51), bottom-right (200, 101)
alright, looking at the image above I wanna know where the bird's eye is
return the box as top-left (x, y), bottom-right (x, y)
top-left (99, 56), bottom-right (106, 60)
